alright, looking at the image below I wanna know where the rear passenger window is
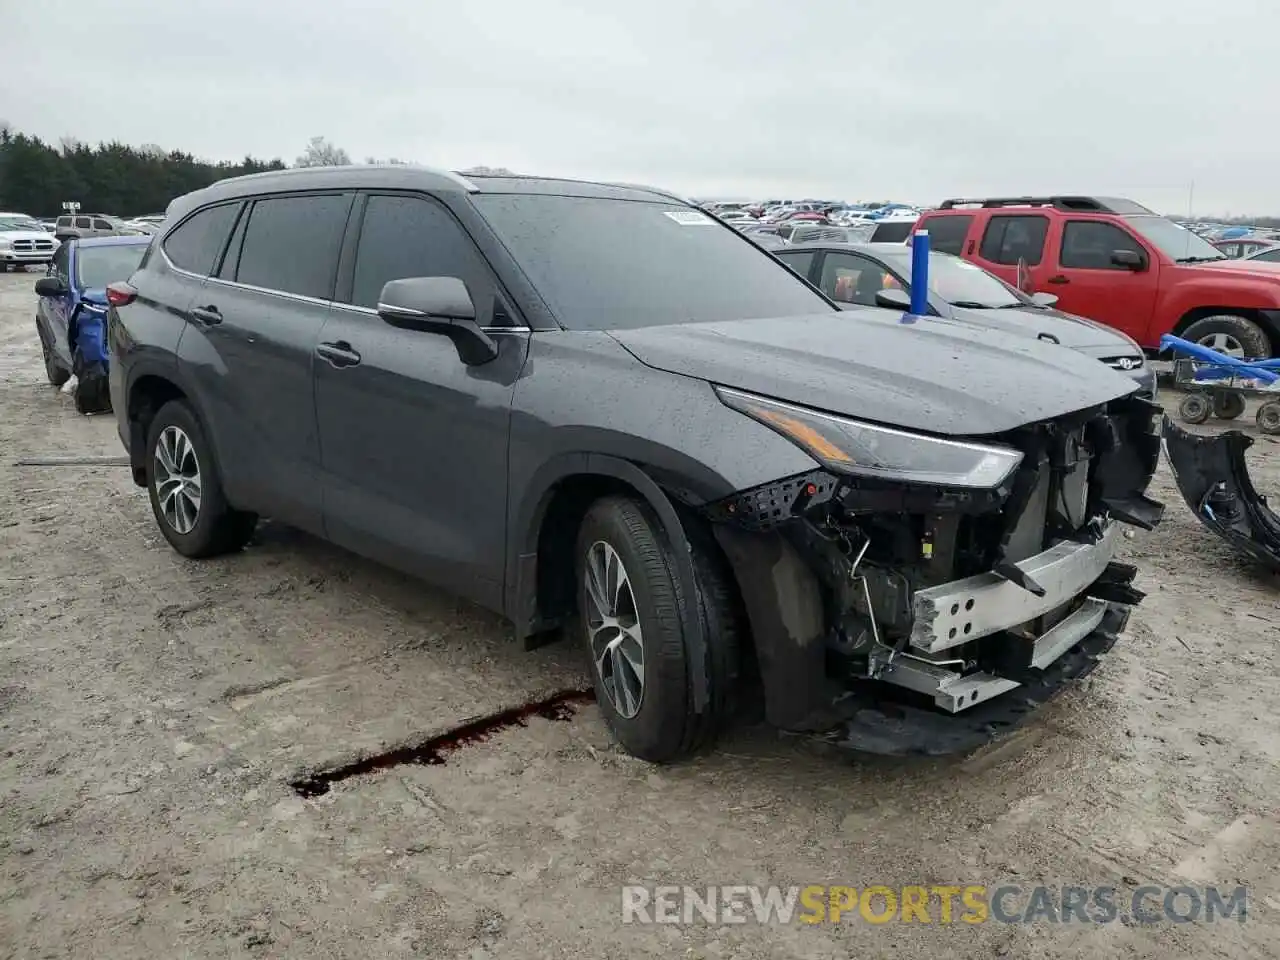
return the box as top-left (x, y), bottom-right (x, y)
top-left (979, 215), bottom-right (1048, 265)
top-left (922, 215), bottom-right (973, 255)
top-left (349, 194), bottom-right (501, 322)
top-left (234, 194), bottom-right (351, 299)
top-left (163, 203), bottom-right (239, 276)
top-left (1060, 222), bottom-right (1145, 270)
top-left (75, 217), bottom-right (91, 229)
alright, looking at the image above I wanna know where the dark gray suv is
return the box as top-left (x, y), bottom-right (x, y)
top-left (107, 166), bottom-right (1163, 762)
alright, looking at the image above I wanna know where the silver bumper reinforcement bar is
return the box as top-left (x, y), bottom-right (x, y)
top-left (875, 523), bottom-right (1119, 713)
top-left (908, 523), bottom-right (1119, 654)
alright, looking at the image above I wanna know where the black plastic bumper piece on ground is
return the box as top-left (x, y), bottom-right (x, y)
top-left (1161, 415), bottom-right (1280, 572)
top-left (816, 601), bottom-right (1130, 757)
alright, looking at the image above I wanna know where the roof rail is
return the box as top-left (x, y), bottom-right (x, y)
top-left (936, 196), bottom-right (1152, 214)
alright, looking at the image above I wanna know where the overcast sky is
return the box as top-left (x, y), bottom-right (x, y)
top-left (3, 0), bottom-right (1277, 214)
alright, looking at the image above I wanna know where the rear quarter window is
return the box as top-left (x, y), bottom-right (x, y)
top-left (162, 203), bottom-right (240, 276)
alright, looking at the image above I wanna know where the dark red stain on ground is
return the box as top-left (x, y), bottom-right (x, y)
top-left (289, 688), bottom-right (597, 797)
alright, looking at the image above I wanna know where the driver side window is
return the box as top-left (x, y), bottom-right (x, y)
top-left (51, 243), bottom-right (70, 283)
top-left (819, 252), bottom-right (898, 306)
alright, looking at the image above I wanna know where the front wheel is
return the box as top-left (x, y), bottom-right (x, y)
top-left (1181, 314), bottom-right (1271, 359)
top-left (38, 321), bottom-right (70, 387)
top-left (575, 496), bottom-right (742, 762)
top-left (145, 399), bottom-right (257, 557)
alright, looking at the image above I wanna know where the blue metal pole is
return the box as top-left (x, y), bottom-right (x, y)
top-left (909, 229), bottom-right (930, 317)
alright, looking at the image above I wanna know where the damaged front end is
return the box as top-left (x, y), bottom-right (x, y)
top-left (706, 391), bottom-right (1165, 756)
top-left (1162, 416), bottom-right (1280, 571)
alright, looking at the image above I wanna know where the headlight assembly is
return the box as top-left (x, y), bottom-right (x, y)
top-left (716, 386), bottom-right (1023, 489)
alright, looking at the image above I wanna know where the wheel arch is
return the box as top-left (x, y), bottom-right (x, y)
top-left (123, 363), bottom-right (202, 487)
top-left (506, 453), bottom-right (716, 712)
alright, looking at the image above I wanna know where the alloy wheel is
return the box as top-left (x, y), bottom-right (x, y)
top-left (584, 540), bottom-right (645, 718)
top-left (1197, 332), bottom-right (1245, 358)
top-left (153, 425), bottom-right (202, 535)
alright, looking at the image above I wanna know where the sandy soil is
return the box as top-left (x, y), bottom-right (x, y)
top-left (2, 266), bottom-right (1278, 959)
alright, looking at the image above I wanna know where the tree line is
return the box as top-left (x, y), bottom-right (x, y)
top-left (0, 126), bottom-right (516, 218)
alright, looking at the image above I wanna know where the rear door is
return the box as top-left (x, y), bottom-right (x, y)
top-left (917, 212), bottom-right (978, 259)
top-left (178, 192), bottom-right (352, 532)
top-left (1041, 218), bottom-right (1159, 341)
top-left (313, 192), bottom-right (529, 610)
top-left (971, 213), bottom-right (1050, 291)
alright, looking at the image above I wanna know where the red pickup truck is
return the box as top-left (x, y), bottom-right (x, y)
top-left (914, 196), bottom-right (1280, 358)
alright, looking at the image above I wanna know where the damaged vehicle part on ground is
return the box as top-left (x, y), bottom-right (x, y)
top-left (110, 166), bottom-right (1164, 763)
top-left (1162, 417), bottom-right (1280, 571)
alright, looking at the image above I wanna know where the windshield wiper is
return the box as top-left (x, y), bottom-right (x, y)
top-left (950, 300), bottom-right (998, 309)
top-left (1175, 256), bottom-right (1227, 264)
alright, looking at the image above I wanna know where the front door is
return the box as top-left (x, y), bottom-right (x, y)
top-left (314, 192), bottom-right (529, 610)
top-left (1042, 219), bottom-right (1160, 342)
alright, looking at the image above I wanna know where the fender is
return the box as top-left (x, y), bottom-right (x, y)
top-left (121, 356), bottom-right (207, 483)
top-left (506, 452), bottom-right (711, 712)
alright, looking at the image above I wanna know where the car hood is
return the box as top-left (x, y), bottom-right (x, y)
top-left (1185, 259), bottom-right (1280, 279)
top-left (0, 229), bottom-right (55, 242)
top-left (944, 303), bottom-right (1134, 351)
top-left (609, 310), bottom-right (1140, 437)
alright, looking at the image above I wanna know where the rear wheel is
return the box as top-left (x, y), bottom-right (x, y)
top-left (1178, 393), bottom-right (1211, 424)
top-left (1257, 401), bottom-right (1280, 436)
top-left (575, 495), bottom-right (742, 762)
top-left (145, 399), bottom-right (257, 557)
top-left (1182, 314), bottom-right (1271, 359)
top-left (1212, 390), bottom-right (1247, 420)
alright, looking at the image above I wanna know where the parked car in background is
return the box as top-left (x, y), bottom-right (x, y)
top-left (54, 213), bottom-right (142, 243)
top-left (916, 195), bottom-right (1280, 357)
top-left (1244, 245), bottom-right (1280, 264)
top-left (35, 235), bottom-right (150, 412)
top-left (1214, 237), bottom-right (1280, 259)
top-left (775, 241), bottom-right (1155, 395)
top-left (0, 217), bottom-right (60, 272)
top-left (108, 165), bottom-right (1160, 763)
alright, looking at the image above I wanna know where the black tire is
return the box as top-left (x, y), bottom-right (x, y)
top-left (1178, 393), bottom-right (1211, 424)
top-left (72, 370), bottom-right (110, 415)
top-left (1258, 401), bottom-right (1280, 436)
top-left (575, 495), bottom-right (742, 762)
top-left (38, 321), bottom-right (70, 387)
top-left (1181, 314), bottom-right (1271, 359)
top-left (1212, 390), bottom-right (1246, 420)
top-left (145, 399), bottom-right (257, 558)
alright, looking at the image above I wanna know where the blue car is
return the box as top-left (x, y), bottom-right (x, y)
top-left (35, 235), bottom-right (150, 413)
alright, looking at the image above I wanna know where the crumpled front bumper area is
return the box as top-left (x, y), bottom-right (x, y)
top-left (1162, 415), bottom-right (1280, 571)
top-left (708, 395), bottom-right (1163, 755)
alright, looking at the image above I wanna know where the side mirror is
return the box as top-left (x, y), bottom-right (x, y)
top-left (1110, 249), bottom-right (1145, 270)
top-left (35, 277), bottom-right (66, 297)
top-left (1029, 292), bottom-right (1059, 308)
top-left (874, 287), bottom-right (912, 310)
top-left (377, 276), bottom-right (497, 366)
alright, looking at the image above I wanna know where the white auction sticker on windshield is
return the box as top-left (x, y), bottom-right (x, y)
top-left (664, 210), bottom-right (714, 225)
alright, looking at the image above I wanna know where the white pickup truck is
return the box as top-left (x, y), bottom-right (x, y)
top-left (0, 216), bottom-right (59, 272)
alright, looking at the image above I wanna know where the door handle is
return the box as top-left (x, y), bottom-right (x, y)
top-left (1046, 275), bottom-right (1070, 285)
top-left (190, 305), bottom-right (222, 325)
top-left (316, 340), bottom-right (361, 368)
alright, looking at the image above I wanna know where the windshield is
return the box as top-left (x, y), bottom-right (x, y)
top-left (0, 218), bottom-right (35, 231)
top-left (75, 244), bottom-right (147, 289)
top-left (1125, 215), bottom-right (1225, 262)
top-left (474, 195), bottom-right (832, 329)
top-left (886, 252), bottom-right (1025, 308)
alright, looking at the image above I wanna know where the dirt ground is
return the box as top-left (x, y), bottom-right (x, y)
top-left (2, 266), bottom-right (1279, 959)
